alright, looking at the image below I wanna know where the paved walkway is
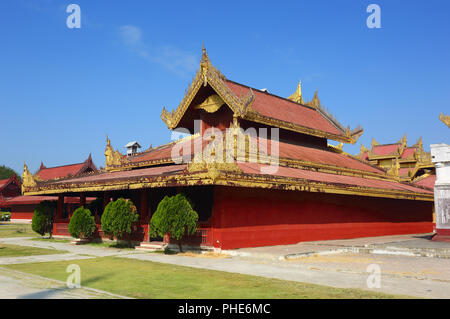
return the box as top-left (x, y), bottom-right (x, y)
top-left (0, 267), bottom-right (130, 299)
top-left (2, 234), bottom-right (450, 299)
top-left (119, 252), bottom-right (450, 299)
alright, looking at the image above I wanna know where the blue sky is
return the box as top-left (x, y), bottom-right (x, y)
top-left (0, 0), bottom-right (449, 175)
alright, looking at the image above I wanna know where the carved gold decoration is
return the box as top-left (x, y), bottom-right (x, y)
top-left (287, 81), bottom-right (304, 104)
top-left (105, 136), bottom-right (126, 170)
top-left (22, 162), bottom-right (36, 192)
top-left (161, 45), bottom-right (362, 144)
top-left (439, 113), bottom-right (450, 128)
top-left (359, 144), bottom-right (369, 158)
top-left (305, 90), bottom-right (321, 109)
top-left (193, 94), bottom-right (224, 113)
top-left (386, 157), bottom-right (400, 180)
top-left (160, 45), bottom-right (255, 130)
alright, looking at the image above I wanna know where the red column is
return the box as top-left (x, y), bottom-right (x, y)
top-left (103, 192), bottom-right (110, 210)
top-left (140, 189), bottom-right (148, 222)
top-left (57, 195), bottom-right (64, 220)
top-left (80, 193), bottom-right (86, 207)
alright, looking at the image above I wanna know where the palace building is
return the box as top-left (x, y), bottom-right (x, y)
top-left (21, 48), bottom-right (434, 250)
top-left (4, 155), bottom-right (97, 222)
top-left (358, 135), bottom-right (436, 189)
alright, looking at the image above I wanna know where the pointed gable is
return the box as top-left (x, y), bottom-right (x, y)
top-left (35, 155), bottom-right (97, 181)
top-left (161, 47), bottom-right (363, 144)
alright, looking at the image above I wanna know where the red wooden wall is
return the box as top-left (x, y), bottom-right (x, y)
top-left (10, 204), bottom-right (37, 220)
top-left (211, 186), bottom-right (433, 250)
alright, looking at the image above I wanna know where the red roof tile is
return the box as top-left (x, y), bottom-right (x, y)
top-left (401, 147), bottom-right (416, 159)
top-left (53, 165), bottom-right (187, 185)
top-left (399, 167), bottom-right (414, 177)
top-left (129, 136), bottom-right (384, 175)
top-left (263, 138), bottom-right (384, 174)
top-left (5, 196), bottom-right (96, 205)
top-left (238, 162), bottom-right (432, 195)
top-left (372, 144), bottom-right (400, 156)
top-left (0, 179), bottom-right (10, 189)
top-left (36, 163), bottom-right (86, 180)
top-left (225, 81), bottom-right (343, 137)
top-left (413, 175), bottom-right (436, 190)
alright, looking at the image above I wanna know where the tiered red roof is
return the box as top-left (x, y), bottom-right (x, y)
top-left (371, 144), bottom-right (401, 156)
top-left (225, 80), bottom-right (343, 137)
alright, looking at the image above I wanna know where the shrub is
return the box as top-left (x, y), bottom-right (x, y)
top-left (32, 201), bottom-right (56, 238)
top-left (0, 211), bottom-right (11, 221)
top-left (68, 207), bottom-right (96, 239)
top-left (101, 198), bottom-right (138, 241)
top-left (150, 193), bottom-right (198, 252)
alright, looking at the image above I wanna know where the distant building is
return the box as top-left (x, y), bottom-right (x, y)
top-left (358, 135), bottom-right (435, 189)
top-left (5, 155), bottom-right (97, 222)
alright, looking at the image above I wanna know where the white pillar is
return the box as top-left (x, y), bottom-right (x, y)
top-left (431, 143), bottom-right (450, 239)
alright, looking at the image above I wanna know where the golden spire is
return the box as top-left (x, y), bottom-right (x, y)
top-left (371, 138), bottom-right (379, 149)
top-left (22, 162), bottom-right (37, 192)
top-left (287, 81), bottom-right (304, 104)
top-left (440, 113), bottom-right (450, 128)
top-left (397, 133), bottom-right (407, 146)
top-left (104, 136), bottom-right (125, 170)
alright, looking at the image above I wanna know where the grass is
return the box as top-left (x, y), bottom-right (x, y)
top-left (0, 243), bottom-right (67, 257)
top-left (0, 223), bottom-right (35, 238)
top-left (6, 256), bottom-right (409, 299)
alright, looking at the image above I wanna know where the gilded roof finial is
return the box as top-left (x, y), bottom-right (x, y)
top-left (287, 81), bottom-right (304, 104)
top-left (440, 113), bottom-right (450, 128)
top-left (22, 162), bottom-right (37, 191)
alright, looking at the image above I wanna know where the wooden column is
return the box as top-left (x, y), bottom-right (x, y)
top-left (103, 192), bottom-right (110, 210)
top-left (80, 193), bottom-right (86, 207)
top-left (57, 195), bottom-right (64, 220)
top-left (140, 189), bottom-right (148, 222)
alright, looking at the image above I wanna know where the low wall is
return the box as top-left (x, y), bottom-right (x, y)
top-left (212, 186), bottom-right (434, 250)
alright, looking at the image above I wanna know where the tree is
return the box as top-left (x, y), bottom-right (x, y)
top-left (68, 207), bottom-right (96, 239)
top-left (101, 198), bottom-right (138, 242)
top-left (31, 201), bottom-right (56, 238)
top-left (0, 165), bottom-right (22, 183)
top-left (150, 194), bottom-right (198, 252)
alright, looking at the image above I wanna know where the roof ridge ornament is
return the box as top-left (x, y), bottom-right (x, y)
top-left (386, 157), bottom-right (400, 181)
top-left (439, 113), bottom-right (450, 128)
top-left (105, 135), bottom-right (126, 171)
top-left (22, 162), bottom-right (37, 192)
top-left (287, 81), bottom-right (304, 104)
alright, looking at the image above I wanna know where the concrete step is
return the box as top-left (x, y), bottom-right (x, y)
top-left (135, 242), bottom-right (167, 251)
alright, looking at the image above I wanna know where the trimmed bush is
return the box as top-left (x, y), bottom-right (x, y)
top-left (0, 211), bottom-right (11, 221)
top-left (150, 193), bottom-right (198, 252)
top-left (101, 198), bottom-right (138, 240)
top-left (68, 207), bottom-right (96, 239)
top-left (32, 201), bottom-right (56, 238)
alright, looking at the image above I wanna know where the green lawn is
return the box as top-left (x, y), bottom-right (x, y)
top-left (6, 256), bottom-right (408, 299)
top-left (0, 223), bottom-right (35, 238)
top-left (0, 243), bottom-right (67, 257)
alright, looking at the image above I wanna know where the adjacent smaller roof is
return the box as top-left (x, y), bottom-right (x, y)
top-left (35, 154), bottom-right (97, 181)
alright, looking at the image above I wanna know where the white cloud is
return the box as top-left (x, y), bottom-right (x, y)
top-left (117, 25), bottom-right (197, 75)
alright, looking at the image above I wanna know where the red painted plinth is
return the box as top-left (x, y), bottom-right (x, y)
top-left (432, 229), bottom-right (450, 242)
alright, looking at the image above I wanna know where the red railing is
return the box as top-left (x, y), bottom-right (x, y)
top-left (53, 220), bottom-right (212, 247)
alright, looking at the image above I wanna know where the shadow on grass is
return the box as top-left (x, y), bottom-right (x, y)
top-left (18, 274), bottom-right (110, 299)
